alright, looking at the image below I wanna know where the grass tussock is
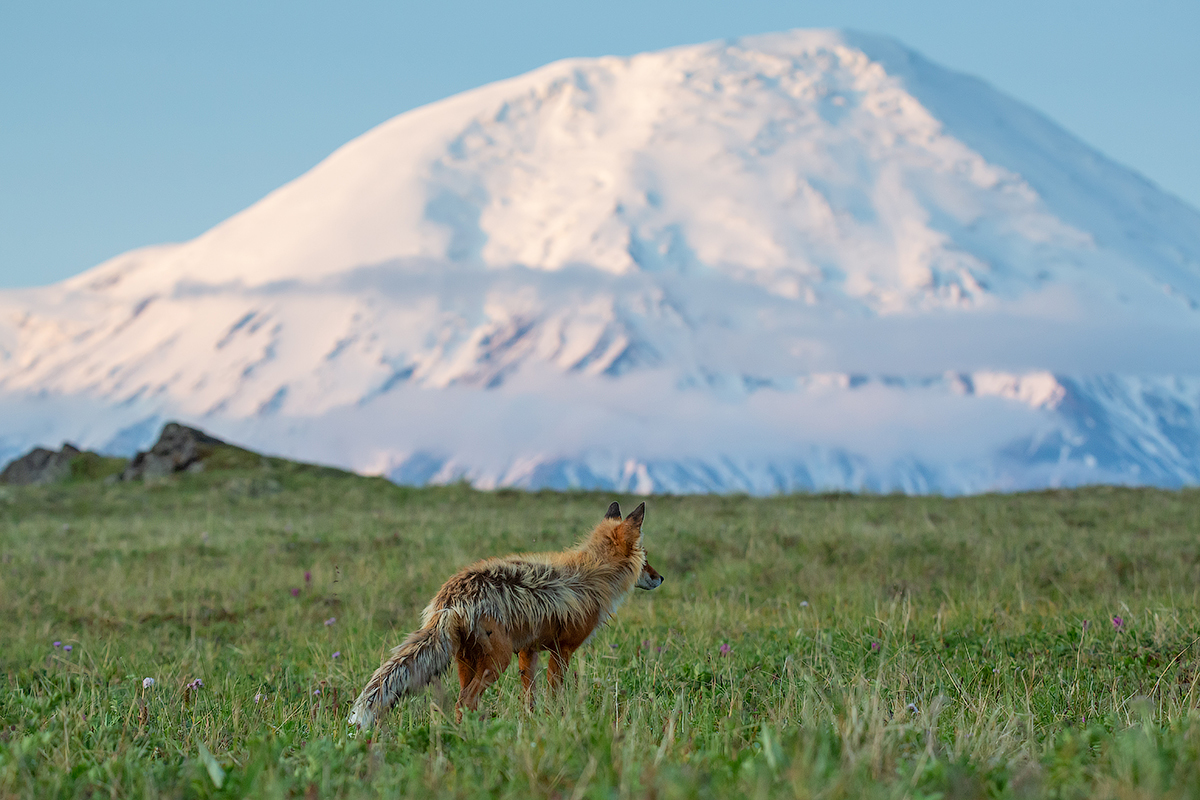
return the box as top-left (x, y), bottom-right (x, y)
top-left (2, 462), bottom-right (1200, 798)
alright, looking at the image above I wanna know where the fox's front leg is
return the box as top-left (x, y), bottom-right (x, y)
top-left (546, 645), bottom-right (577, 693)
top-left (518, 649), bottom-right (539, 710)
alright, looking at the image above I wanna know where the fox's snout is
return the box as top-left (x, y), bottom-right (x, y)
top-left (637, 561), bottom-right (664, 590)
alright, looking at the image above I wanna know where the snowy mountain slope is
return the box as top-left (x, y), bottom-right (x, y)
top-left (1, 29), bottom-right (1198, 493)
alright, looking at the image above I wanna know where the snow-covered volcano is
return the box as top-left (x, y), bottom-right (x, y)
top-left (3, 29), bottom-right (1200, 493)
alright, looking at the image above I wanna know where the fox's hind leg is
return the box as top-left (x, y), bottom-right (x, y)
top-left (518, 649), bottom-right (539, 710)
top-left (455, 655), bottom-right (478, 692)
top-left (454, 618), bottom-right (512, 722)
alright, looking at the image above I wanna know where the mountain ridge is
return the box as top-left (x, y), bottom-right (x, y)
top-left (2, 28), bottom-right (1198, 494)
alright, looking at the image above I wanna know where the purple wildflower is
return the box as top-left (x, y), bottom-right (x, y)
top-left (324, 617), bottom-right (336, 626)
top-left (254, 693), bottom-right (264, 704)
top-left (1082, 620), bottom-right (1090, 631)
top-left (304, 571), bottom-right (312, 584)
top-left (719, 643), bottom-right (731, 656)
top-left (53, 641), bottom-right (61, 648)
top-left (290, 588), bottom-right (300, 597)
top-left (187, 678), bottom-right (203, 691)
top-left (313, 688), bottom-right (321, 696)
top-left (1112, 615), bottom-right (1124, 630)
top-left (142, 677), bottom-right (155, 689)
top-left (63, 645), bottom-right (72, 652)
top-left (870, 642), bottom-right (880, 652)
top-left (332, 651), bottom-right (341, 659)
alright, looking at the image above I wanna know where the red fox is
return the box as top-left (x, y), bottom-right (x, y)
top-left (349, 501), bottom-right (662, 727)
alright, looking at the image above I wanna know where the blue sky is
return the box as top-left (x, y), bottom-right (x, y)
top-left (2, 0), bottom-right (1197, 288)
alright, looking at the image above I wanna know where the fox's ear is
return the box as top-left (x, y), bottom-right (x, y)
top-left (605, 501), bottom-right (622, 520)
top-left (624, 502), bottom-right (645, 532)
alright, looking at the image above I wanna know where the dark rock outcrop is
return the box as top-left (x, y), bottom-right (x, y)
top-left (0, 443), bottom-right (82, 486)
top-left (121, 422), bottom-right (226, 481)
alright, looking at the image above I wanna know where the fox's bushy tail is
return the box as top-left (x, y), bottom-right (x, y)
top-left (348, 618), bottom-right (455, 728)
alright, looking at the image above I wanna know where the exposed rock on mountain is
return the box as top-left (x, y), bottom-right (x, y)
top-left (121, 422), bottom-right (225, 481)
top-left (0, 443), bottom-right (82, 486)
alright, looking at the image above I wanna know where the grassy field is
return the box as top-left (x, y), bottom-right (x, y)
top-left (3, 454), bottom-right (1200, 798)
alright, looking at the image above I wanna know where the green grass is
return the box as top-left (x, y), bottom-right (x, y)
top-left (3, 459), bottom-right (1200, 798)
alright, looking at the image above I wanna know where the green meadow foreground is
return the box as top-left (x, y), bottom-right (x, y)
top-left (3, 456), bottom-right (1200, 798)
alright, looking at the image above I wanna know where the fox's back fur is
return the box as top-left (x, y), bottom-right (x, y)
top-left (349, 502), bottom-right (660, 728)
